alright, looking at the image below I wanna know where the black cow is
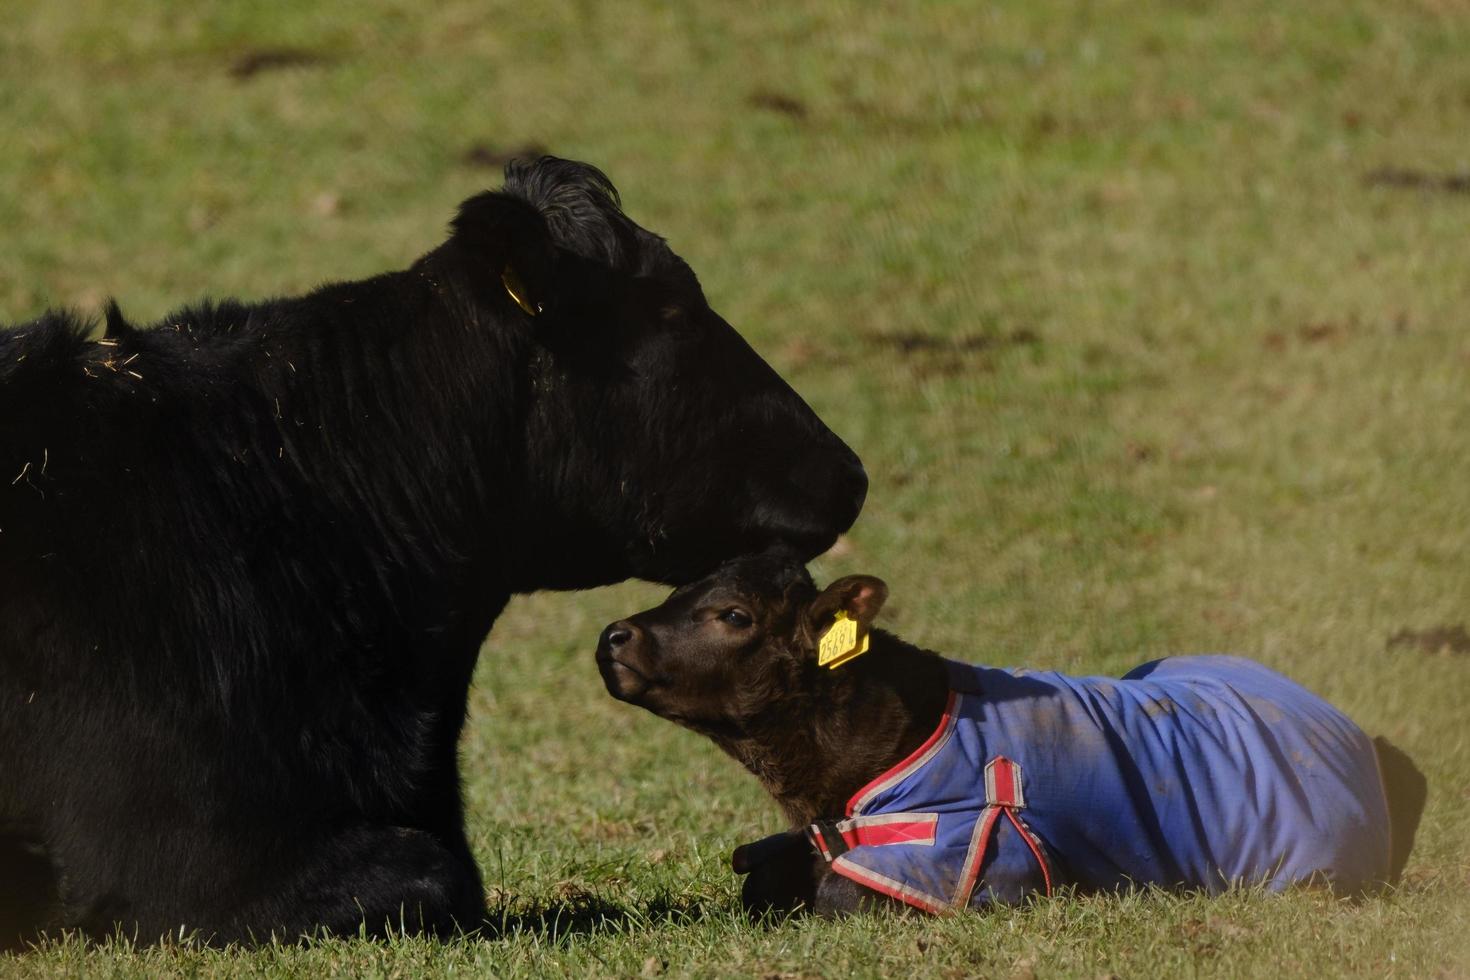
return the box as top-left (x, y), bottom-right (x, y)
top-left (0, 157), bottom-right (867, 947)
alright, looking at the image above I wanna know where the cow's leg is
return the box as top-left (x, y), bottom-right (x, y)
top-left (55, 824), bottom-right (485, 946)
top-left (735, 831), bottom-right (912, 919)
top-left (1374, 736), bottom-right (1428, 885)
top-left (219, 825), bottom-right (485, 944)
top-left (0, 834), bottom-right (60, 951)
top-left (811, 867), bottom-right (911, 917)
top-left (736, 833), bottom-right (820, 919)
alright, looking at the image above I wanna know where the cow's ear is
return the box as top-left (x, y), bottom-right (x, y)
top-left (449, 191), bottom-right (555, 318)
top-left (807, 574), bottom-right (888, 635)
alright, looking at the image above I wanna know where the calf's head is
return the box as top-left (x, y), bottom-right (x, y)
top-left (595, 554), bottom-right (888, 733)
top-left (447, 158), bottom-right (867, 587)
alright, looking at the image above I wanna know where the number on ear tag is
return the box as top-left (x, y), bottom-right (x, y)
top-left (818, 611), bottom-right (870, 669)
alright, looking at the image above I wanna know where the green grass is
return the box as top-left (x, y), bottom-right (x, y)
top-left (4, 1), bottom-right (1470, 976)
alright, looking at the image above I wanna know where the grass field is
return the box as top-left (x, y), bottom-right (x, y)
top-left (4, 1), bottom-right (1470, 976)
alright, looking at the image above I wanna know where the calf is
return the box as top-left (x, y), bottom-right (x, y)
top-left (0, 157), bottom-right (867, 946)
top-left (597, 555), bottom-right (1427, 916)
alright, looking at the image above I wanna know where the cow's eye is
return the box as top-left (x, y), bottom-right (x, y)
top-left (720, 608), bottom-right (753, 629)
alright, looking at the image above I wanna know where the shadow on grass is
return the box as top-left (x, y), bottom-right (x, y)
top-left (0, 896), bottom-right (724, 954)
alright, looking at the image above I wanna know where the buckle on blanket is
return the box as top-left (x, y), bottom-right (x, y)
top-left (807, 813), bottom-right (940, 863)
top-left (807, 820), bottom-right (851, 862)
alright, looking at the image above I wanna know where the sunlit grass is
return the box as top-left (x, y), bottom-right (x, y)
top-left (3, 1), bottom-right (1468, 976)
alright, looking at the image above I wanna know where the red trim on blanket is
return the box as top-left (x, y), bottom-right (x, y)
top-left (830, 856), bottom-right (950, 915)
top-left (846, 690), bottom-right (959, 817)
top-left (841, 814), bottom-right (939, 849)
top-left (809, 825), bottom-right (834, 862)
top-left (1004, 809), bottom-right (1054, 897)
top-left (988, 757), bottom-right (1018, 807)
top-left (954, 758), bottom-right (1052, 907)
top-left (953, 804), bottom-right (1004, 906)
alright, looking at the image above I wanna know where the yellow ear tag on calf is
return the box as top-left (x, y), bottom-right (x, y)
top-left (501, 265), bottom-right (541, 316)
top-left (818, 611), bottom-right (870, 669)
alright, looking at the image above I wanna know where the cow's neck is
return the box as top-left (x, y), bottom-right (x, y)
top-left (713, 633), bottom-right (951, 828)
top-left (257, 252), bottom-right (537, 611)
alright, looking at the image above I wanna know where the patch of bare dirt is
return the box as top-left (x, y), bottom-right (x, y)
top-left (1387, 625), bottom-right (1470, 656)
top-left (747, 90), bottom-right (809, 120)
top-left (1364, 168), bottom-right (1470, 194)
top-left (229, 48), bottom-right (336, 80)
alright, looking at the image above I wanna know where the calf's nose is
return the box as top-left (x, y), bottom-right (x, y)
top-left (600, 621), bottom-right (640, 651)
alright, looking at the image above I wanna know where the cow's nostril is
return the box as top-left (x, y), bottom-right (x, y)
top-left (603, 623), bottom-right (634, 649)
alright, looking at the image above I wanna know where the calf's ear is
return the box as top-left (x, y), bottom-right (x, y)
top-left (807, 575), bottom-right (888, 634)
top-left (449, 191), bottom-right (555, 318)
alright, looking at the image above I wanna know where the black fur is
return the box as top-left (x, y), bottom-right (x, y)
top-left (0, 157), bottom-right (867, 947)
top-left (597, 556), bottom-right (944, 919)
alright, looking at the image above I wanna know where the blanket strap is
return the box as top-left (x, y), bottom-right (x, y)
top-left (807, 813), bottom-right (940, 863)
top-left (965, 756), bottom-right (1054, 901)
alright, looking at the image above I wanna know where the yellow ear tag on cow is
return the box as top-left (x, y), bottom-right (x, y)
top-left (818, 611), bottom-right (870, 669)
top-left (501, 265), bottom-right (541, 316)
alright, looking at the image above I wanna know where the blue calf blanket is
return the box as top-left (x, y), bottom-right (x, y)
top-left (805, 655), bottom-right (1391, 912)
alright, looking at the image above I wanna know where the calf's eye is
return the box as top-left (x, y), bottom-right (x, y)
top-left (720, 608), bottom-right (753, 629)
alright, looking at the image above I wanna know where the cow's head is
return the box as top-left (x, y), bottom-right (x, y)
top-left (444, 157), bottom-right (866, 588)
